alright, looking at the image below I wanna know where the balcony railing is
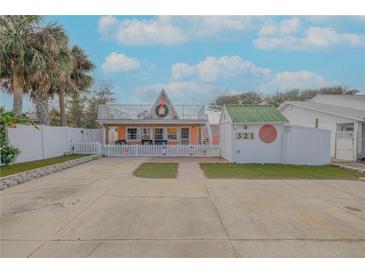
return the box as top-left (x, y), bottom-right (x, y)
top-left (98, 104), bottom-right (207, 121)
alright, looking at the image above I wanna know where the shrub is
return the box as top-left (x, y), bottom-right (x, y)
top-left (0, 107), bottom-right (35, 165)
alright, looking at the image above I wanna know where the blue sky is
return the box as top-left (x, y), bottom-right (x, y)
top-left (1, 16), bottom-right (365, 110)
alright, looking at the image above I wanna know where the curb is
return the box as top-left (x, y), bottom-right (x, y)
top-left (0, 154), bottom-right (101, 190)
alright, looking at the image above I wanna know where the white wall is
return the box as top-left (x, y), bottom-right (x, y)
top-left (8, 125), bottom-right (102, 163)
top-left (282, 126), bottom-right (331, 165)
top-left (219, 120), bottom-right (331, 165)
top-left (232, 124), bottom-right (284, 164)
top-left (280, 104), bottom-right (353, 158)
top-left (219, 108), bottom-right (233, 162)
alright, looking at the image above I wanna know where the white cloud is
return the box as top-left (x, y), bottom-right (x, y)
top-left (258, 70), bottom-right (332, 91)
top-left (254, 26), bottom-right (365, 50)
top-left (171, 56), bottom-right (271, 82)
top-left (133, 70), bottom-right (332, 105)
top-left (98, 16), bottom-right (254, 46)
top-left (115, 17), bottom-right (187, 46)
top-left (170, 55), bottom-right (334, 94)
top-left (133, 81), bottom-right (233, 104)
top-left (258, 17), bottom-right (301, 37)
top-left (98, 15), bottom-right (118, 34)
top-left (102, 52), bottom-right (140, 73)
top-left (171, 63), bottom-right (195, 80)
top-left (279, 17), bottom-right (301, 35)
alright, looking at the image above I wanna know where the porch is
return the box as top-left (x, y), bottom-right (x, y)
top-left (103, 124), bottom-right (208, 145)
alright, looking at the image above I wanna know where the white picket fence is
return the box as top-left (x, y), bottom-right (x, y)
top-left (72, 143), bottom-right (220, 157)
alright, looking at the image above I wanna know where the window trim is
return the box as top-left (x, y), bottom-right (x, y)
top-left (167, 128), bottom-right (178, 140)
top-left (141, 127), bottom-right (152, 140)
top-left (126, 128), bottom-right (138, 141)
top-left (154, 128), bottom-right (164, 140)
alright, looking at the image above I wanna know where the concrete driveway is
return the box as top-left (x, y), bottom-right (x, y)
top-left (1, 157), bottom-right (365, 257)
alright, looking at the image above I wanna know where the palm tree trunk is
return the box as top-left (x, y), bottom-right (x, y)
top-left (33, 92), bottom-right (49, 125)
top-left (58, 90), bottom-right (67, 126)
top-left (12, 72), bottom-right (24, 115)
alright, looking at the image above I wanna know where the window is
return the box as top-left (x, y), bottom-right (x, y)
top-left (181, 128), bottom-right (189, 139)
top-left (154, 128), bottom-right (164, 140)
top-left (141, 128), bottom-right (151, 140)
top-left (127, 128), bottom-right (138, 140)
top-left (211, 127), bottom-right (218, 136)
top-left (167, 128), bottom-right (177, 140)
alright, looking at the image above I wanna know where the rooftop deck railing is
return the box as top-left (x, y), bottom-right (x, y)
top-left (98, 104), bottom-right (207, 120)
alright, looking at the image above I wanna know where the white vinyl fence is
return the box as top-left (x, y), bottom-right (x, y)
top-left (282, 125), bottom-right (331, 165)
top-left (8, 125), bottom-right (103, 163)
top-left (73, 143), bottom-right (220, 157)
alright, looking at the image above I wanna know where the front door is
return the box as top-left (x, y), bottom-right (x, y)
top-left (181, 128), bottom-right (189, 145)
top-left (108, 127), bottom-right (118, 144)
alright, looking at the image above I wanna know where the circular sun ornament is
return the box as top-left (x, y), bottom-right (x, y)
top-left (155, 103), bottom-right (169, 118)
top-left (259, 124), bottom-right (277, 144)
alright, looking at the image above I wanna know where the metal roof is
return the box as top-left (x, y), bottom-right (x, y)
top-left (225, 105), bottom-right (289, 123)
top-left (279, 101), bottom-right (365, 121)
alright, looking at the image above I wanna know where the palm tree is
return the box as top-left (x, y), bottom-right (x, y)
top-left (58, 45), bottom-right (95, 126)
top-left (29, 24), bottom-right (71, 125)
top-left (0, 16), bottom-right (64, 115)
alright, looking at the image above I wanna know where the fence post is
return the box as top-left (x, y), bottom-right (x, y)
top-left (65, 126), bottom-right (70, 153)
top-left (40, 124), bottom-right (46, 159)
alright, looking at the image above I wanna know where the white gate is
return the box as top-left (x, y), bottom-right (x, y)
top-left (336, 131), bottom-right (354, 161)
top-left (73, 143), bottom-right (220, 157)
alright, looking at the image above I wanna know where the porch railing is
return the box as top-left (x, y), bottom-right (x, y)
top-left (98, 104), bottom-right (207, 120)
top-left (72, 142), bottom-right (220, 157)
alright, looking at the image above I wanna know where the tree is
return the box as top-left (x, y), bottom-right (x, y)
top-left (48, 106), bottom-right (61, 126)
top-left (209, 91), bottom-right (264, 111)
top-left (0, 16), bottom-right (66, 115)
top-left (83, 81), bottom-right (115, 128)
top-left (67, 91), bottom-right (86, 128)
top-left (264, 86), bottom-right (360, 107)
top-left (58, 46), bottom-right (95, 126)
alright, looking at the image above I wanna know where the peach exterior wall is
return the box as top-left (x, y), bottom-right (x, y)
top-left (191, 126), bottom-right (199, 145)
top-left (118, 126), bottom-right (126, 140)
top-left (115, 124), bottom-right (202, 145)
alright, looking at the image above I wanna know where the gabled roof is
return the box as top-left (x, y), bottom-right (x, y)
top-left (149, 89), bottom-right (179, 119)
top-left (225, 105), bottom-right (289, 123)
top-left (278, 101), bottom-right (365, 121)
top-left (311, 94), bottom-right (365, 102)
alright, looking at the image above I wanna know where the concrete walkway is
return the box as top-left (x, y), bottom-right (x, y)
top-left (332, 162), bottom-right (365, 174)
top-left (1, 157), bottom-right (365, 257)
top-left (178, 162), bottom-right (205, 180)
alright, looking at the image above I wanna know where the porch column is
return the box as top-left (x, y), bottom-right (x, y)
top-left (152, 124), bottom-right (155, 144)
top-left (104, 125), bottom-right (109, 144)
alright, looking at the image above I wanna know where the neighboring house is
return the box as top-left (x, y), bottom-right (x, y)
top-left (97, 89), bottom-right (216, 145)
top-left (278, 95), bottom-right (365, 162)
top-left (219, 105), bottom-right (331, 165)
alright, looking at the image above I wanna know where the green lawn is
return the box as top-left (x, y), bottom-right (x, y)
top-left (0, 154), bottom-right (90, 177)
top-left (134, 163), bottom-right (178, 178)
top-left (200, 163), bottom-right (362, 179)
